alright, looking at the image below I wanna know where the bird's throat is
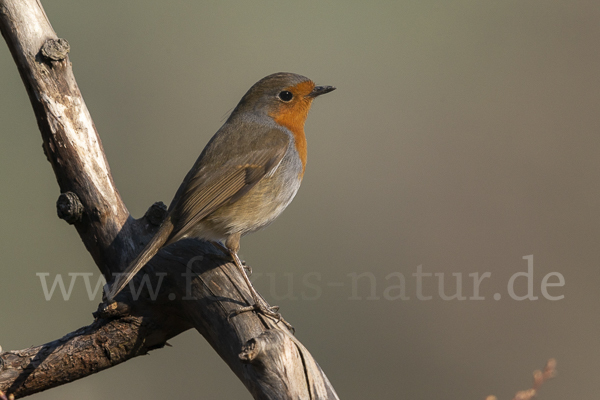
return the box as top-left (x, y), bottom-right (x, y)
top-left (271, 104), bottom-right (310, 176)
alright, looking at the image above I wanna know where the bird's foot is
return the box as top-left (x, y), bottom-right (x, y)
top-left (230, 303), bottom-right (294, 332)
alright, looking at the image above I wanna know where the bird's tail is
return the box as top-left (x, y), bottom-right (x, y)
top-left (105, 217), bottom-right (174, 301)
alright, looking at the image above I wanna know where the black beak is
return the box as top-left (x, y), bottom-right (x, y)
top-left (307, 85), bottom-right (336, 98)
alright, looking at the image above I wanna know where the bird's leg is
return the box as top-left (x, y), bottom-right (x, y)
top-left (211, 241), bottom-right (252, 276)
top-left (228, 250), bottom-right (293, 331)
top-left (229, 250), bottom-right (277, 313)
top-left (223, 234), bottom-right (292, 330)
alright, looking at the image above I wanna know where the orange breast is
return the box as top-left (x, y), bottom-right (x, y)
top-left (270, 80), bottom-right (315, 177)
top-left (272, 108), bottom-right (308, 176)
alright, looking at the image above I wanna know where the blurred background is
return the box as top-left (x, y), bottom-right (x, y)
top-left (1, 0), bottom-right (599, 399)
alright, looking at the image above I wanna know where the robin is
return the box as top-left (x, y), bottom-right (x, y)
top-left (107, 72), bottom-right (335, 322)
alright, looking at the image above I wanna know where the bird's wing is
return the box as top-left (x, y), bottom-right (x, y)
top-left (167, 126), bottom-right (290, 243)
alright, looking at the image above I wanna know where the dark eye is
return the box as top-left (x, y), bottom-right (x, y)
top-left (278, 91), bottom-right (293, 102)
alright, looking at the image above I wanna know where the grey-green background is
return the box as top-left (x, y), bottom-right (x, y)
top-left (1, 1), bottom-right (598, 399)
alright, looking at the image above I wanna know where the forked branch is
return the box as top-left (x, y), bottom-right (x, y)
top-left (0, 0), bottom-right (339, 398)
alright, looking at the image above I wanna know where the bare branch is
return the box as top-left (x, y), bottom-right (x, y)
top-left (0, 0), bottom-right (148, 277)
top-left (485, 359), bottom-right (557, 400)
top-left (0, 0), bottom-right (340, 398)
top-left (0, 314), bottom-right (188, 398)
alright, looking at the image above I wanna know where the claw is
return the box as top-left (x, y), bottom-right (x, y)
top-left (224, 248), bottom-right (294, 332)
top-left (229, 303), bottom-right (294, 332)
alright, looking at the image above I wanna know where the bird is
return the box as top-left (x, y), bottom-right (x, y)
top-left (106, 72), bottom-right (335, 322)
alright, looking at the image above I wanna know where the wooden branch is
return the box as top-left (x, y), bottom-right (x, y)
top-left (0, 0), bottom-right (340, 398)
top-left (152, 241), bottom-right (340, 400)
top-left (0, 313), bottom-right (189, 398)
top-left (0, 0), bottom-right (147, 278)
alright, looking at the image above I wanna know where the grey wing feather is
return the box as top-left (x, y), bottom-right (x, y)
top-left (167, 128), bottom-right (290, 243)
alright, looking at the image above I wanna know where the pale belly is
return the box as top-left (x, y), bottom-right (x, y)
top-left (186, 155), bottom-right (304, 242)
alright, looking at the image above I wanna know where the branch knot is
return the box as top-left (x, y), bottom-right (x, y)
top-left (144, 201), bottom-right (167, 226)
top-left (239, 330), bottom-right (286, 365)
top-left (56, 191), bottom-right (83, 224)
top-left (41, 38), bottom-right (70, 61)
